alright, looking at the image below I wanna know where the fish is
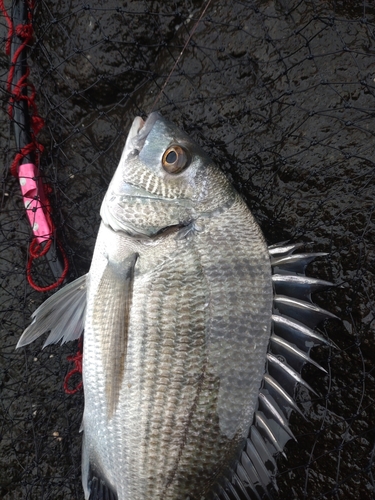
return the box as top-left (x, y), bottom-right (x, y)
top-left (17, 112), bottom-right (337, 500)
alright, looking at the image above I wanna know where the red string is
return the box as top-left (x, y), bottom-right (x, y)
top-left (1, 1), bottom-right (78, 394)
top-left (2, 1), bottom-right (44, 174)
top-left (26, 238), bottom-right (70, 292)
top-left (0, 0), bottom-right (69, 292)
top-left (10, 142), bottom-right (43, 177)
top-left (64, 338), bottom-right (83, 395)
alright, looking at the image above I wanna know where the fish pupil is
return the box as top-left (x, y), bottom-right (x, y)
top-left (166, 150), bottom-right (177, 164)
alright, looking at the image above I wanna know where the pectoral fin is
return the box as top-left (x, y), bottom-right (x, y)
top-left (93, 253), bottom-right (138, 418)
top-left (17, 275), bottom-right (87, 349)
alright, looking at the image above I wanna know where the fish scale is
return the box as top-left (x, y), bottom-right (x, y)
top-left (195, 197), bottom-right (272, 441)
top-left (83, 195), bottom-right (272, 499)
top-left (94, 235), bottom-right (203, 498)
top-left (139, 247), bottom-right (208, 498)
top-left (17, 112), bottom-right (336, 500)
top-left (133, 246), bottom-right (207, 498)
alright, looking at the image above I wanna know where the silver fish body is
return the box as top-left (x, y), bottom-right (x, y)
top-left (17, 112), bottom-right (336, 500)
top-left (82, 113), bottom-right (272, 499)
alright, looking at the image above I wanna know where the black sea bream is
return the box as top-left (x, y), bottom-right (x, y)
top-left (18, 113), bottom-right (336, 500)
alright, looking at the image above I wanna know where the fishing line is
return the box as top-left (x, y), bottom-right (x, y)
top-left (149, 0), bottom-right (213, 113)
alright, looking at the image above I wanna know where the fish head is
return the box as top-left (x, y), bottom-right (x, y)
top-left (100, 112), bottom-right (235, 236)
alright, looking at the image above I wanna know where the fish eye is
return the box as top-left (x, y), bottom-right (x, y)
top-left (162, 145), bottom-right (190, 174)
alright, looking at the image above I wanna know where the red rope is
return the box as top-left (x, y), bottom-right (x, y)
top-left (64, 338), bottom-right (83, 395)
top-left (0, 0), bottom-right (69, 292)
top-left (10, 141), bottom-right (43, 177)
top-left (2, 1), bottom-right (44, 174)
top-left (26, 238), bottom-right (70, 292)
top-left (1, 1), bottom-right (78, 394)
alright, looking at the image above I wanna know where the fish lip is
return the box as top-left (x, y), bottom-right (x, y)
top-left (125, 112), bottom-right (161, 154)
top-left (136, 112), bottom-right (160, 144)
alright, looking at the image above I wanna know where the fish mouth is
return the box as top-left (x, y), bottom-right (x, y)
top-left (124, 112), bottom-right (161, 156)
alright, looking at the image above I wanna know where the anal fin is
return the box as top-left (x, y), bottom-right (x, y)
top-left (88, 465), bottom-right (118, 500)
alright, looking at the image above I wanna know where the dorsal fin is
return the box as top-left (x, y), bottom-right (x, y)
top-left (216, 243), bottom-right (338, 499)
